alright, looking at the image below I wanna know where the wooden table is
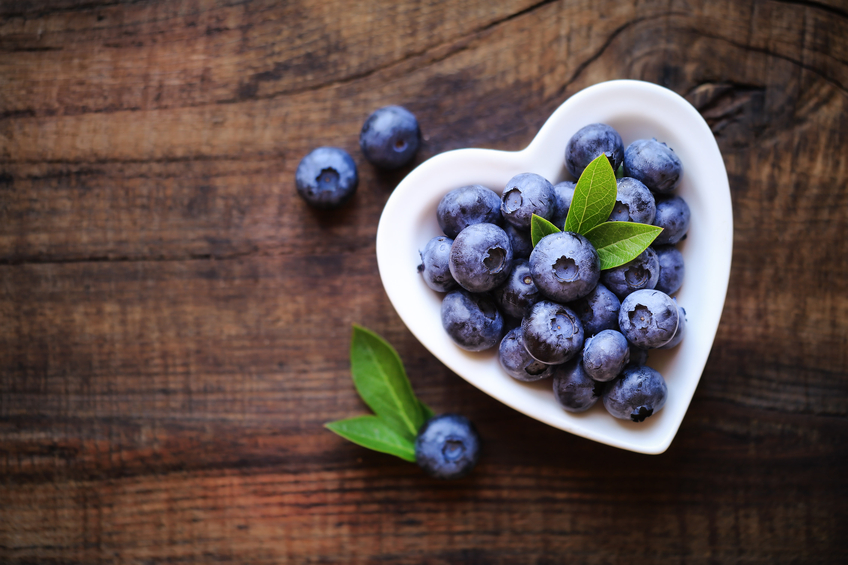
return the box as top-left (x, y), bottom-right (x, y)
top-left (2, 1), bottom-right (847, 563)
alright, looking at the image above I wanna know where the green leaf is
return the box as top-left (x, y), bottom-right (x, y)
top-left (350, 325), bottom-right (424, 441)
top-left (564, 154), bottom-right (618, 235)
top-left (583, 221), bottom-right (664, 270)
top-left (530, 214), bottom-right (562, 247)
top-left (325, 416), bottom-right (417, 462)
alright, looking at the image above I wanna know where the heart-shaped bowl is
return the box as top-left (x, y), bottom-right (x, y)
top-left (376, 79), bottom-right (732, 454)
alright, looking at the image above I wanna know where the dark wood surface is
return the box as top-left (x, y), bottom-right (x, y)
top-left (2, 1), bottom-right (847, 563)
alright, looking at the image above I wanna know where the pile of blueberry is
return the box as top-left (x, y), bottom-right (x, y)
top-left (419, 124), bottom-right (691, 423)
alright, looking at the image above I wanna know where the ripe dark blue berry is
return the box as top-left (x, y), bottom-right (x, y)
top-left (601, 247), bottom-right (660, 300)
top-left (521, 300), bottom-right (584, 365)
top-left (418, 236), bottom-right (456, 292)
top-left (608, 177), bottom-right (656, 224)
top-left (569, 282), bottom-right (621, 337)
top-left (437, 185), bottom-right (503, 239)
top-left (359, 105), bottom-right (421, 170)
top-left (441, 289), bottom-right (504, 351)
top-left (500, 173), bottom-right (555, 231)
top-left (658, 304), bottom-right (686, 350)
top-left (653, 195), bottom-right (691, 245)
top-left (295, 147), bottom-right (358, 209)
top-left (654, 245), bottom-right (684, 295)
top-left (618, 289), bottom-right (679, 349)
top-left (582, 329), bottom-right (630, 383)
top-left (498, 327), bottom-right (555, 382)
top-left (492, 259), bottom-right (542, 320)
top-left (552, 354), bottom-right (603, 413)
top-left (603, 365), bottom-right (668, 422)
top-left (415, 414), bottom-right (480, 479)
top-left (529, 231), bottom-right (600, 303)
top-left (503, 222), bottom-right (533, 259)
top-left (449, 223), bottom-right (513, 293)
top-left (565, 123), bottom-right (624, 179)
top-left (624, 138), bottom-right (683, 194)
top-left (551, 181), bottom-right (575, 229)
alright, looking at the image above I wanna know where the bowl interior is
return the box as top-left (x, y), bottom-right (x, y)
top-left (376, 80), bottom-right (732, 454)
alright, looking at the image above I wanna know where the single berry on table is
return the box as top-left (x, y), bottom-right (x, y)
top-left (441, 289), bottom-right (504, 351)
top-left (500, 173), bottom-right (555, 231)
top-left (618, 289), bottom-right (679, 349)
top-left (603, 365), bottom-right (668, 422)
top-left (529, 231), bottom-right (600, 303)
top-left (415, 414), bottom-right (481, 479)
top-left (418, 236), bottom-right (456, 292)
top-left (565, 123), bottom-right (624, 179)
top-left (359, 105), bottom-right (421, 170)
top-left (449, 223), bottom-right (513, 293)
top-left (624, 138), bottom-right (683, 194)
top-left (498, 327), bottom-right (555, 382)
top-left (437, 185), bottom-right (503, 239)
top-left (295, 147), bottom-right (358, 209)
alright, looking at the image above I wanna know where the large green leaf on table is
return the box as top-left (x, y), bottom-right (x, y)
top-left (325, 416), bottom-right (416, 462)
top-left (564, 154), bottom-right (617, 235)
top-left (350, 325), bottom-right (424, 441)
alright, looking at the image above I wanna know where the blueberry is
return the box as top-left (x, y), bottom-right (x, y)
top-left (492, 259), bottom-right (542, 319)
top-left (529, 231), bottom-right (600, 303)
top-left (521, 300), bottom-right (584, 365)
top-left (550, 181), bottom-right (575, 229)
top-left (437, 185), bottom-right (503, 239)
top-left (654, 245), bottom-right (684, 295)
top-left (504, 222), bottom-right (534, 260)
top-left (449, 223), bottom-right (513, 293)
top-left (603, 365), bottom-right (668, 422)
top-left (569, 282), bottom-right (621, 337)
top-left (359, 105), bottom-right (420, 170)
top-left (552, 354), bottom-right (603, 413)
top-left (441, 289), bottom-right (504, 351)
top-left (652, 195), bottom-right (691, 245)
top-left (624, 138), bottom-right (683, 194)
top-left (658, 305), bottom-right (686, 350)
top-left (500, 173), bottom-right (555, 231)
top-left (565, 123), bottom-right (624, 179)
top-left (498, 327), bottom-right (555, 382)
top-left (415, 414), bottom-right (480, 479)
top-left (418, 236), bottom-right (456, 292)
top-left (600, 247), bottom-right (660, 300)
top-left (582, 329), bottom-right (630, 383)
top-left (618, 289), bottom-right (679, 349)
top-left (608, 177), bottom-right (656, 224)
top-left (295, 147), bottom-right (358, 209)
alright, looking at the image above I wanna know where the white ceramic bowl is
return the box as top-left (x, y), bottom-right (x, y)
top-left (376, 80), bottom-right (732, 454)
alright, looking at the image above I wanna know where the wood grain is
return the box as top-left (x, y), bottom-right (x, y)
top-left (2, 0), bottom-right (847, 563)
